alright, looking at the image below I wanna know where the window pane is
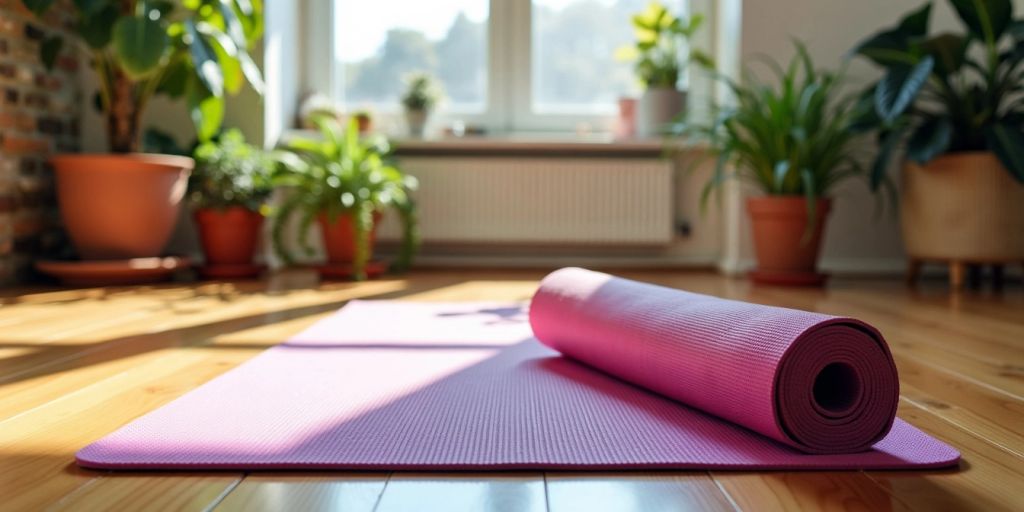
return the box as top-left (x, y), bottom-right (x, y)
top-left (337, 1), bottom-right (488, 111)
top-left (532, 0), bottom-right (646, 113)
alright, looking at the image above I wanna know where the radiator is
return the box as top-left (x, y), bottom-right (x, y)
top-left (377, 157), bottom-right (675, 246)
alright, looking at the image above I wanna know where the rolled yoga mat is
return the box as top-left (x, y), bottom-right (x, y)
top-left (77, 268), bottom-right (958, 470)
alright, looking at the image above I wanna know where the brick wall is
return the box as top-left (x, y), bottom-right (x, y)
top-left (0, 0), bottom-right (79, 285)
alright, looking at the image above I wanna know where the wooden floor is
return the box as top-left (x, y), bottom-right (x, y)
top-left (2, 269), bottom-right (1022, 511)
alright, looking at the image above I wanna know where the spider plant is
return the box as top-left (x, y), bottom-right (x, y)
top-left (674, 42), bottom-right (874, 226)
top-left (272, 117), bottom-right (419, 280)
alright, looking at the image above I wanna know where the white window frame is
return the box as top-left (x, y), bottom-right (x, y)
top-left (304, 0), bottom-right (709, 135)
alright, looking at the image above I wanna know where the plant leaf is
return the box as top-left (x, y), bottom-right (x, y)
top-left (948, 0), bottom-right (1012, 44)
top-left (185, 20), bottom-right (224, 97)
top-left (112, 15), bottom-right (168, 78)
top-left (871, 128), bottom-right (904, 190)
top-left (40, 36), bottom-right (62, 70)
top-left (874, 56), bottom-right (933, 123)
top-left (987, 122), bottom-right (1024, 182)
top-left (77, 5), bottom-right (119, 49)
top-left (849, 29), bottom-right (916, 66)
top-left (73, 0), bottom-right (106, 15)
top-left (907, 117), bottom-right (952, 163)
top-left (21, 0), bottom-right (56, 15)
top-left (919, 33), bottom-right (967, 76)
top-left (186, 75), bottom-right (224, 141)
top-left (898, 2), bottom-right (932, 35)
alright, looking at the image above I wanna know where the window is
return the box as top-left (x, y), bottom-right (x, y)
top-left (335, 1), bottom-right (488, 113)
top-left (320, 0), bottom-right (693, 134)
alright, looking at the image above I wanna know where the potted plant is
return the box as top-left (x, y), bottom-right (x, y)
top-left (190, 129), bottom-right (273, 278)
top-left (616, 1), bottom-right (712, 137)
top-left (401, 73), bottom-right (441, 138)
top-left (676, 44), bottom-right (872, 285)
top-left (850, 1), bottom-right (1024, 286)
top-left (352, 110), bottom-right (373, 134)
top-left (272, 117), bottom-right (419, 280)
top-left (22, 0), bottom-right (263, 261)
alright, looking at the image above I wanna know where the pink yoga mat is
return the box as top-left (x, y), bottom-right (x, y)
top-left (77, 269), bottom-right (959, 470)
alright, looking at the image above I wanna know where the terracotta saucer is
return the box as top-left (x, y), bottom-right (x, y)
top-left (197, 263), bottom-right (266, 280)
top-left (315, 260), bottom-right (388, 280)
top-left (36, 257), bottom-right (189, 286)
top-left (749, 269), bottom-right (828, 287)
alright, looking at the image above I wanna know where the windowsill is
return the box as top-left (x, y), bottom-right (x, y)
top-left (280, 129), bottom-right (699, 158)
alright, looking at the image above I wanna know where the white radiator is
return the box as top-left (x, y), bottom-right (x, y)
top-left (377, 157), bottom-right (675, 245)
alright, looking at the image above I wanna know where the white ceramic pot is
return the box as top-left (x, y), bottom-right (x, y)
top-left (405, 109), bottom-right (429, 138)
top-left (902, 152), bottom-right (1024, 262)
top-left (637, 87), bottom-right (686, 138)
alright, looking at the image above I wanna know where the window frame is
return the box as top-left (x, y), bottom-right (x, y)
top-left (308, 0), bottom-right (704, 135)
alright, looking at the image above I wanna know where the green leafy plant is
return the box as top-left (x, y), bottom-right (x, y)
top-left (21, 0), bottom-right (264, 153)
top-left (615, 1), bottom-right (713, 88)
top-left (400, 73), bottom-right (441, 111)
top-left (272, 117), bottom-right (419, 280)
top-left (850, 1), bottom-right (1024, 186)
top-left (190, 129), bottom-right (273, 211)
top-left (675, 43), bottom-right (871, 225)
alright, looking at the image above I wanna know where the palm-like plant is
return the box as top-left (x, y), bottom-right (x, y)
top-left (849, 1), bottom-right (1024, 186)
top-left (676, 43), bottom-right (871, 221)
top-left (615, 1), bottom-right (713, 88)
top-left (272, 117), bottom-right (419, 280)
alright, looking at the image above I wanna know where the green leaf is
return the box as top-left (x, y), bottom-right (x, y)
top-left (185, 20), bottom-right (224, 97)
top-left (1010, 19), bottom-right (1024, 41)
top-left (874, 56), bottom-right (933, 123)
top-left (156, 58), bottom-right (189, 97)
top-left (919, 33), bottom-right (967, 76)
top-left (187, 76), bottom-right (224, 141)
top-left (898, 2), bottom-right (932, 35)
top-left (76, 6), bottom-right (119, 49)
top-left (849, 29), bottom-right (916, 66)
top-left (197, 23), bottom-right (243, 94)
top-left (21, 0), bottom-right (56, 16)
top-left (217, 0), bottom-right (247, 46)
top-left (907, 117), bottom-right (952, 163)
top-left (40, 36), bottom-right (62, 70)
top-left (112, 15), bottom-right (168, 78)
top-left (871, 128), bottom-right (904, 190)
top-left (948, 0), bottom-right (1012, 44)
top-left (73, 0), bottom-right (106, 16)
top-left (987, 123), bottom-right (1024, 182)
top-left (772, 161), bottom-right (790, 194)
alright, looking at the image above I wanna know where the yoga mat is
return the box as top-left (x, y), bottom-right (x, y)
top-left (77, 270), bottom-right (959, 470)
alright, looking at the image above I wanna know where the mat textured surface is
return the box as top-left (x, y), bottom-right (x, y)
top-left (77, 271), bottom-right (959, 470)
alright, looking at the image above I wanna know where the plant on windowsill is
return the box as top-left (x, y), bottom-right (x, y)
top-left (615, 1), bottom-right (713, 137)
top-left (849, 1), bottom-right (1024, 285)
top-left (21, 0), bottom-right (263, 266)
top-left (190, 129), bottom-right (273, 278)
top-left (272, 117), bottom-right (419, 281)
top-left (401, 73), bottom-right (442, 138)
top-left (675, 43), bottom-right (875, 286)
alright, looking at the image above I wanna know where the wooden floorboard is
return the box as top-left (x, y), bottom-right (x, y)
top-left (1, 270), bottom-right (1021, 511)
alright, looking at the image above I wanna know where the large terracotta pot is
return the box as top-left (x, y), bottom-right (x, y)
top-left (747, 196), bottom-right (832, 274)
top-left (902, 152), bottom-right (1024, 262)
top-left (194, 207), bottom-right (264, 265)
top-left (51, 154), bottom-right (193, 260)
top-left (318, 212), bottom-right (381, 264)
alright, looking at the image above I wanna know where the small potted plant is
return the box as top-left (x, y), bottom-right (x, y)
top-left (352, 110), bottom-right (373, 134)
top-left (676, 43), bottom-right (872, 285)
top-left (616, 1), bottom-right (712, 137)
top-left (849, 1), bottom-right (1024, 286)
top-left (190, 129), bottom-right (274, 278)
top-left (272, 117), bottom-right (419, 280)
top-left (22, 0), bottom-right (263, 262)
top-left (401, 73), bottom-right (441, 138)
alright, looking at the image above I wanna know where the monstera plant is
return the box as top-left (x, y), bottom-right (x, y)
top-left (850, 0), bottom-right (1024, 287)
top-left (22, 0), bottom-right (264, 270)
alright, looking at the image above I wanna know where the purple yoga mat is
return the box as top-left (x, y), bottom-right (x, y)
top-left (77, 270), bottom-right (959, 470)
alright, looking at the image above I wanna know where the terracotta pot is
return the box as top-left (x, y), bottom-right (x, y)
top-left (747, 196), bottom-right (832, 274)
top-left (902, 152), bottom-right (1024, 262)
top-left (194, 207), bottom-right (264, 265)
top-left (51, 154), bottom-right (193, 260)
top-left (318, 212), bottom-right (382, 264)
